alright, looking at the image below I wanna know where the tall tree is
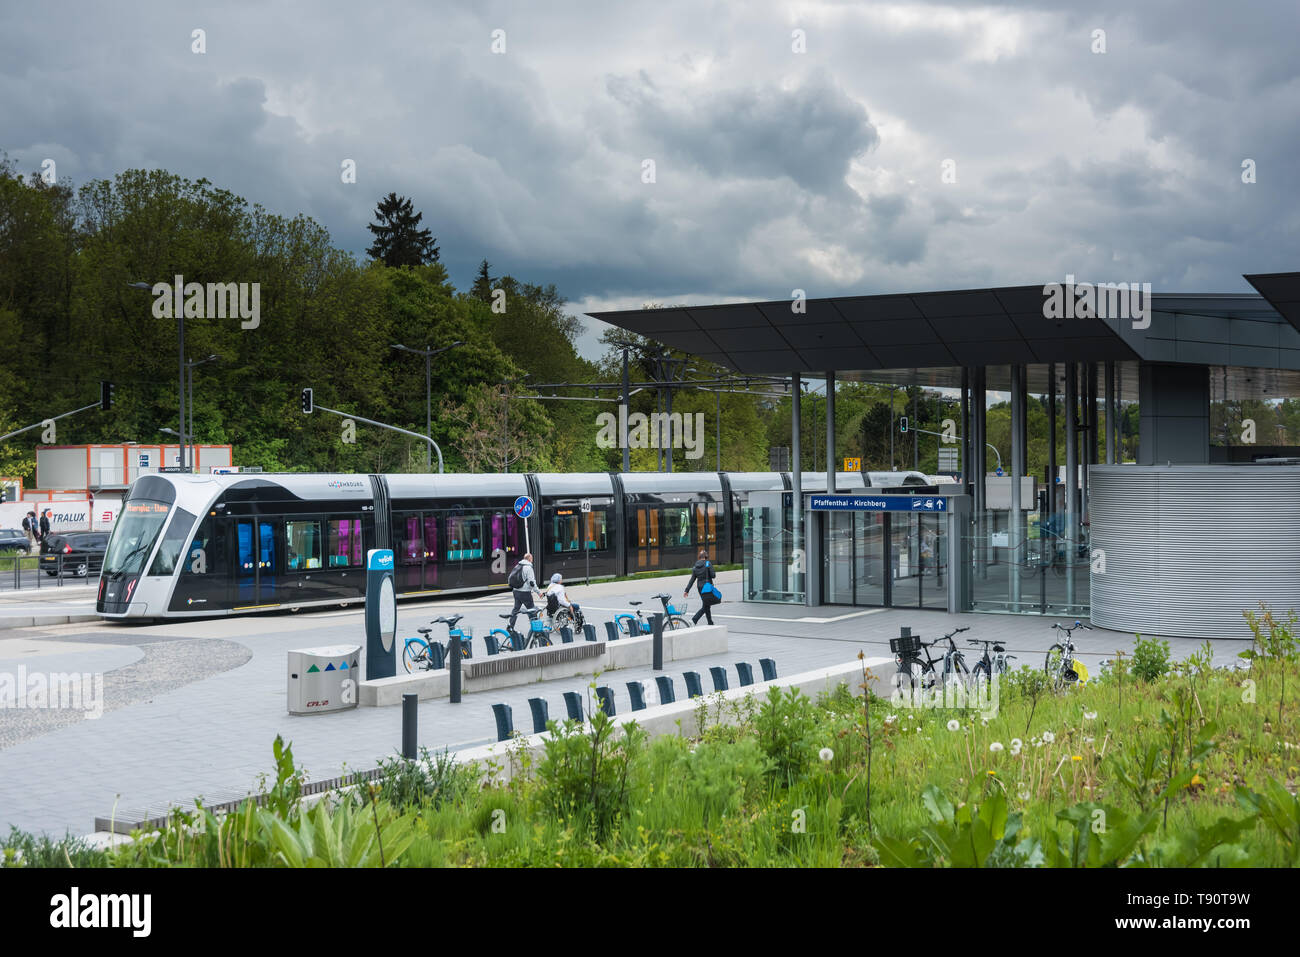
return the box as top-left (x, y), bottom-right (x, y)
top-left (365, 192), bottom-right (439, 267)
top-left (470, 259), bottom-right (493, 301)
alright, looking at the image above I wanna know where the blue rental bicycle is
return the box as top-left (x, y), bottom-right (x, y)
top-left (486, 607), bottom-right (554, 654)
top-left (613, 593), bottom-right (692, 636)
top-left (402, 614), bottom-right (473, 673)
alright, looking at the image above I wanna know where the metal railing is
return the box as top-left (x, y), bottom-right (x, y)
top-left (0, 550), bottom-right (104, 591)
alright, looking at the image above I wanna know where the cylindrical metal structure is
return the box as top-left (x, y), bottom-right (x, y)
top-left (1065, 362), bottom-right (1078, 608)
top-left (1010, 363), bottom-right (1023, 610)
top-left (1104, 361), bottom-right (1115, 465)
top-left (791, 373), bottom-right (802, 601)
top-left (1047, 363), bottom-right (1056, 514)
top-left (825, 372), bottom-right (836, 493)
top-left (1090, 466), bottom-right (1300, 638)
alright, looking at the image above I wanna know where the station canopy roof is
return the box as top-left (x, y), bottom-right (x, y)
top-left (589, 274), bottom-right (1300, 396)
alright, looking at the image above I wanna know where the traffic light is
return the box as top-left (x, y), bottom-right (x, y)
top-left (899, 416), bottom-right (908, 433)
top-left (100, 381), bottom-right (114, 411)
top-left (301, 387), bottom-right (313, 414)
top-left (0, 487), bottom-right (6, 504)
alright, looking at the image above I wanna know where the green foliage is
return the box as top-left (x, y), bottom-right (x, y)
top-left (754, 686), bottom-right (819, 785)
top-left (535, 698), bottom-right (647, 840)
top-left (1, 826), bottom-right (109, 868)
top-left (372, 747), bottom-right (475, 810)
top-left (1132, 634), bottom-right (1172, 682)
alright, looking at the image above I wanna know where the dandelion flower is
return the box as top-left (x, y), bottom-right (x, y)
top-left (1083, 710), bottom-right (1097, 721)
top-left (1042, 731), bottom-right (1056, 744)
top-left (819, 747), bottom-right (834, 763)
top-left (987, 770), bottom-right (996, 776)
top-left (990, 741), bottom-right (1004, 753)
top-left (1083, 736), bottom-right (1094, 744)
top-left (947, 719), bottom-right (960, 732)
top-left (885, 714), bottom-right (897, 725)
top-left (981, 717), bottom-right (989, 727)
top-left (1010, 738), bottom-right (1023, 755)
top-left (1071, 755), bottom-right (1082, 762)
top-left (1018, 787), bottom-right (1031, 801)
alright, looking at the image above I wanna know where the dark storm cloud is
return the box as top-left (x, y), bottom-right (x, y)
top-left (0, 0), bottom-right (1297, 357)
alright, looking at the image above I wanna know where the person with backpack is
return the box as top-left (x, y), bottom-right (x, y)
top-left (38, 510), bottom-right (52, 554)
top-left (21, 511), bottom-right (38, 550)
top-left (506, 553), bottom-right (541, 631)
top-left (684, 549), bottom-right (721, 625)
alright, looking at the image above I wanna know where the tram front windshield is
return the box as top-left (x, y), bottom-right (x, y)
top-left (103, 500), bottom-right (172, 577)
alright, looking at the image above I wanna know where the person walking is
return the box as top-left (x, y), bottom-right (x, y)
top-left (506, 552), bottom-right (541, 632)
top-left (21, 510), bottom-right (38, 550)
top-left (684, 549), bottom-right (720, 625)
top-left (39, 509), bottom-right (52, 553)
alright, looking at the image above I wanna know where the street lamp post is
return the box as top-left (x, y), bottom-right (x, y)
top-left (128, 281), bottom-right (187, 469)
top-left (391, 341), bottom-right (464, 471)
top-left (186, 354), bottom-right (219, 472)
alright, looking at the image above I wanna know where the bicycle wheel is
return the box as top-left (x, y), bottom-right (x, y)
top-left (402, 640), bottom-right (428, 674)
top-left (895, 657), bottom-right (932, 692)
top-left (1044, 644), bottom-right (1068, 689)
top-left (971, 660), bottom-right (991, 685)
top-left (667, 616), bottom-right (691, 630)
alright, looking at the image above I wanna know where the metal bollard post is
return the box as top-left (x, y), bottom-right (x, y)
top-left (449, 635), bottom-right (462, 703)
top-left (652, 612), bottom-right (664, 670)
top-left (402, 692), bottom-right (417, 759)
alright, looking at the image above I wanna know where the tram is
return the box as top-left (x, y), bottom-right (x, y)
top-left (96, 469), bottom-right (929, 619)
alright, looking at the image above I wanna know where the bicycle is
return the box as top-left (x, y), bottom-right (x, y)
top-left (893, 626), bottom-right (970, 689)
top-left (613, 593), bottom-right (692, 636)
top-left (968, 637), bottom-right (1016, 683)
top-left (486, 607), bottom-right (554, 653)
top-left (402, 614), bottom-right (474, 673)
top-left (1044, 620), bottom-right (1092, 690)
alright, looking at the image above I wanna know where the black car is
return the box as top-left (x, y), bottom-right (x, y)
top-left (41, 531), bottom-right (109, 578)
top-left (0, 529), bottom-right (32, 556)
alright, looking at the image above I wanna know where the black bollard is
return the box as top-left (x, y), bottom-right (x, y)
top-left (402, 692), bottom-right (417, 759)
top-left (449, 635), bottom-right (462, 703)
top-left (652, 612), bottom-right (664, 670)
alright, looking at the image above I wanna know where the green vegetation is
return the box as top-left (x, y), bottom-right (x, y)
top-left (5, 606), bottom-right (1298, 868)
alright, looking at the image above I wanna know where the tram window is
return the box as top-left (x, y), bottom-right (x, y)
top-left (328, 518), bottom-right (364, 567)
top-left (663, 507), bottom-right (693, 547)
top-left (695, 503), bottom-right (717, 545)
top-left (446, 515), bottom-right (483, 562)
top-left (584, 509), bottom-right (608, 550)
top-left (148, 508), bottom-right (198, 577)
top-left (551, 510), bottom-right (579, 553)
top-left (286, 520), bottom-right (322, 570)
top-left (397, 514), bottom-right (422, 564)
top-left (184, 517), bottom-right (212, 574)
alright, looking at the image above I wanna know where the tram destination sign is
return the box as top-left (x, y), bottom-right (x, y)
top-left (810, 495), bottom-right (947, 512)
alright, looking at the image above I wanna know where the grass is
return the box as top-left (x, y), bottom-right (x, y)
top-left (5, 605), bottom-right (1298, 868)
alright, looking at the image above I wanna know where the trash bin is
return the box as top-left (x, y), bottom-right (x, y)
top-left (288, 645), bottom-right (361, 715)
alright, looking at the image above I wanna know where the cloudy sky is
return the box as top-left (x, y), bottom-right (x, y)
top-left (3, 0), bottom-right (1296, 357)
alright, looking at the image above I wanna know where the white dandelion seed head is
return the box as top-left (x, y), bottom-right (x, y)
top-left (947, 719), bottom-right (961, 732)
top-left (990, 741), bottom-right (1004, 753)
top-left (1083, 711), bottom-right (1097, 721)
top-left (1042, 731), bottom-right (1056, 744)
top-left (819, 747), bottom-right (834, 763)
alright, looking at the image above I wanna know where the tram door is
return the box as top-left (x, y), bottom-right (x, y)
top-left (635, 507), bottom-right (659, 570)
top-left (234, 518), bottom-right (279, 607)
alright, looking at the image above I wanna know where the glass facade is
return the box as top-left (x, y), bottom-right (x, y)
top-left (741, 498), bottom-right (805, 604)
top-left (740, 496), bottom-right (1090, 616)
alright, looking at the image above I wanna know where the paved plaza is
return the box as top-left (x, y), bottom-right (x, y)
top-left (0, 570), bottom-right (1251, 839)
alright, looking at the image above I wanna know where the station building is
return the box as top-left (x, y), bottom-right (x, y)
top-left (591, 272), bottom-right (1300, 640)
